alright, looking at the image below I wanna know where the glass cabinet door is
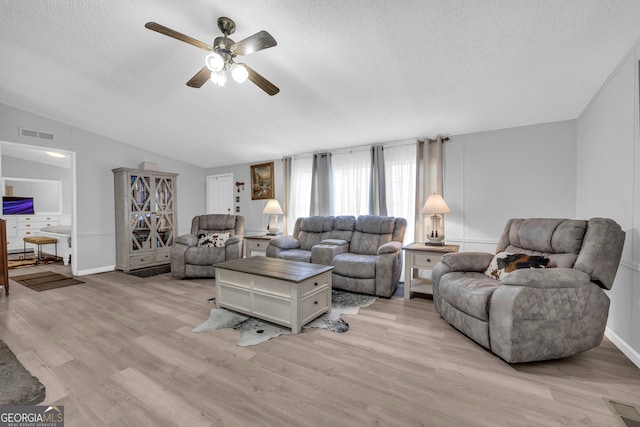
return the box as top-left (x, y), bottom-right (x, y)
top-left (154, 176), bottom-right (175, 248)
top-left (130, 174), bottom-right (153, 251)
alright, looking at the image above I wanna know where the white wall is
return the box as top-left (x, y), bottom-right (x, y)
top-left (0, 102), bottom-right (207, 275)
top-left (444, 120), bottom-right (577, 252)
top-left (576, 44), bottom-right (640, 367)
top-left (2, 155), bottom-right (73, 213)
top-left (205, 160), bottom-right (284, 236)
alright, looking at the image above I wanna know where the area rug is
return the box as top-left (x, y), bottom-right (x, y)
top-left (127, 264), bottom-right (171, 278)
top-left (11, 271), bottom-right (84, 291)
top-left (0, 339), bottom-right (46, 405)
top-left (8, 252), bottom-right (60, 269)
top-left (193, 290), bottom-right (377, 346)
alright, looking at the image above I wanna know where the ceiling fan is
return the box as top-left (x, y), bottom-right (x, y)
top-left (145, 17), bottom-right (279, 95)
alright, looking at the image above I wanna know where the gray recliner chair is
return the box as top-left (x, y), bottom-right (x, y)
top-left (431, 217), bottom-right (625, 363)
top-left (170, 214), bottom-right (244, 279)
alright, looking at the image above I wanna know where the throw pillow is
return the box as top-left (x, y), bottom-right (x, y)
top-left (484, 252), bottom-right (550, 280)
top-left (197, 232), bottom-right (230, 248)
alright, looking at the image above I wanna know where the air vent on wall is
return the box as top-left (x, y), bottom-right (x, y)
top-left (19, 127), bottom-right (55, 141)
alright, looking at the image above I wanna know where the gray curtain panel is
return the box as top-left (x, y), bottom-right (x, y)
top-left (369, 145), bottom-right (387, 216)
top-left (281, 156), bottom-right (292, 234)
top-left (310, 153), bottom-right (333, 216)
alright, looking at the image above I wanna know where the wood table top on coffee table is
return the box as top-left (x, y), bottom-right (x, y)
top-left (214, 257), bottom-right (334, 333)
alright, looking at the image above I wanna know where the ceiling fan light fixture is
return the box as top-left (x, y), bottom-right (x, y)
top-left (211, 69), bottom-right (227, 87)
top-left (231, 63), bottom-right (249, 83)
top-left (205, 52), bottom-right (225, 72)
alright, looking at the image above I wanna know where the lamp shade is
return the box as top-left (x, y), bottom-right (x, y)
top-left (422, 194), bottom-right (451, 214)
top-left (263, 199), bottom-right (283, 215)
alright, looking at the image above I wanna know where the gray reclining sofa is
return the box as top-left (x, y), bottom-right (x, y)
top-left (266, 215), bottom-right (407, 297)
top-left (432, 217), bottom-right (625, 363)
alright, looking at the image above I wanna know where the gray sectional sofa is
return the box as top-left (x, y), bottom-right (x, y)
top-left (432, 217), bottom-right (625, 363)
top-left (266, 215), bottom-right (407, 297)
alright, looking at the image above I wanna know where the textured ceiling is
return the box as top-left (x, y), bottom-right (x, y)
top-left (1, 1), bottom-right (640, 168)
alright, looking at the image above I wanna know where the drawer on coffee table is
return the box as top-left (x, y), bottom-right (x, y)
top-left (301, 271), bottom-right (331, 297)
top-left (301, 287), bottom-right (330, 324)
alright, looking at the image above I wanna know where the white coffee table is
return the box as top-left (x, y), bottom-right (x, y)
top-left (214, 257), bottom-right (333, 333)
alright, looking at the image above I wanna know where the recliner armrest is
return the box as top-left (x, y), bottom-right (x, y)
top-left (377, 241), bottom-right (402, 254)
top-left (269, 235), bottom-right (300, 249)
top-left (440, 252), bottom-right (494, 272)
top-left (501, 268), bottom-right (591, 288)
top-left (175, 234), bottom-right (198, 247)
top-left (226, 235), bottom-right (242, 245)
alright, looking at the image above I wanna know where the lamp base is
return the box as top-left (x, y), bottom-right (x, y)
top-left (425, 241), bottom-right (445, 246)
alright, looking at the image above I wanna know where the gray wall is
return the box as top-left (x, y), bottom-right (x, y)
top-left (444, 120), bottom-right (577, 252)
top-left (576, 41), bottom-right (640, 367)
top-left (2, 155), bottom-right (73, 214)
top-left (0, 102), bottom-right (206, 275)
top-left (204, 160), bottom-right (285, 236)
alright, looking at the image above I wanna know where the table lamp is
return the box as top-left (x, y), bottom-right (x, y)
top-left (263, 199), bottom-right (284, 235)
top-left (422, 193), bottom-right (451, 246)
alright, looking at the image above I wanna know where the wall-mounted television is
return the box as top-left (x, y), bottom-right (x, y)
top-left (2, 196), bottom-right (35, 215)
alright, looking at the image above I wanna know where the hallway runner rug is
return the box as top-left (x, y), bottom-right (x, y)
top-left (11, 271), bottom-right (84, 291)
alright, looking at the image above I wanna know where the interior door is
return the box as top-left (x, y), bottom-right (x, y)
top-left (206, 174), bottom-right (234, 214)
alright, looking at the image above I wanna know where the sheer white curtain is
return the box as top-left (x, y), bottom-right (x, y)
top-left (331, 148), bottom-right (371, 216)
top-left (384, 142), bottom-right (417, 246)
top-left (287, 155), bottom-right (313, 234)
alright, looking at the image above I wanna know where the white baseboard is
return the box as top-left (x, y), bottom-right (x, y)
top-left (605, 327), bottom-right (640, 369)
top-left (76, 265), bottom-right (115, 276)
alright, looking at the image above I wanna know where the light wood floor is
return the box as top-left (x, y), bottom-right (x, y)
top-left (1, 263), bottom-right (639, 426)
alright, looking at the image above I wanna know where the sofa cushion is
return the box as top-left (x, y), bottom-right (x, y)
top-left (193, 214), bottom-right (240, 236)
top-left (184, 246), bottom-right (226, 265)
top-left (439, 272), bottom-right (502, 321)
top-left (332, 253), bottom-right (377, 279)
top-left (329, 215), bottom-right (356, 241)
top-left (350, 216), bottom-right (396, 255)
top-left (484, 252), bottom-right (549, 280)
top-left (197, 232), bottom-right (229, 248)
top-left (297, 216), bottom-right (335, 250)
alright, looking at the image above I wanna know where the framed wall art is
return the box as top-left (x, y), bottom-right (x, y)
top-left (250, 162), bottom-right (275, 200)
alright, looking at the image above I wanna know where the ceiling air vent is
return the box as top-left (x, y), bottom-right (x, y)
top-left (19, 127), bottom-right (55, 141)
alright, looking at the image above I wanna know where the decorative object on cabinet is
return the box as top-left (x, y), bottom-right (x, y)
top-left (250, 162), bottom-right (274, 200)
top-left (402, 243), bottom-right (458, 299)
top-left (421, 193), bottom-right (451, 246)
top-left (113, 167), bottom-right (177, 272)
top-left (262, 199), bottom-right (283, 235)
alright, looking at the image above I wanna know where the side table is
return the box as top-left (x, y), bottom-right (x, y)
top-left (244, 234), bottom-right (277, 257)
top-left (402, 243), bottom-right (459, 299)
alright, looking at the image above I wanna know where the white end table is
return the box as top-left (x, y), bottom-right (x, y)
top-left (402, 243), bottom-right (459, 299)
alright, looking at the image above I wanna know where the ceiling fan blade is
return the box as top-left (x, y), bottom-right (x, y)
top-left (231, 31), bottom-right (277, 56)
top-left (244, 64), bottom-right (279, 96)
top-left (145, 22), bottom-right (212, 51)
top-left (186, 66), bottom-right (211, 88)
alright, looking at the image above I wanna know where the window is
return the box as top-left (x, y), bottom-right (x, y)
top-left (331, 148), bottom-right (371, 216)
